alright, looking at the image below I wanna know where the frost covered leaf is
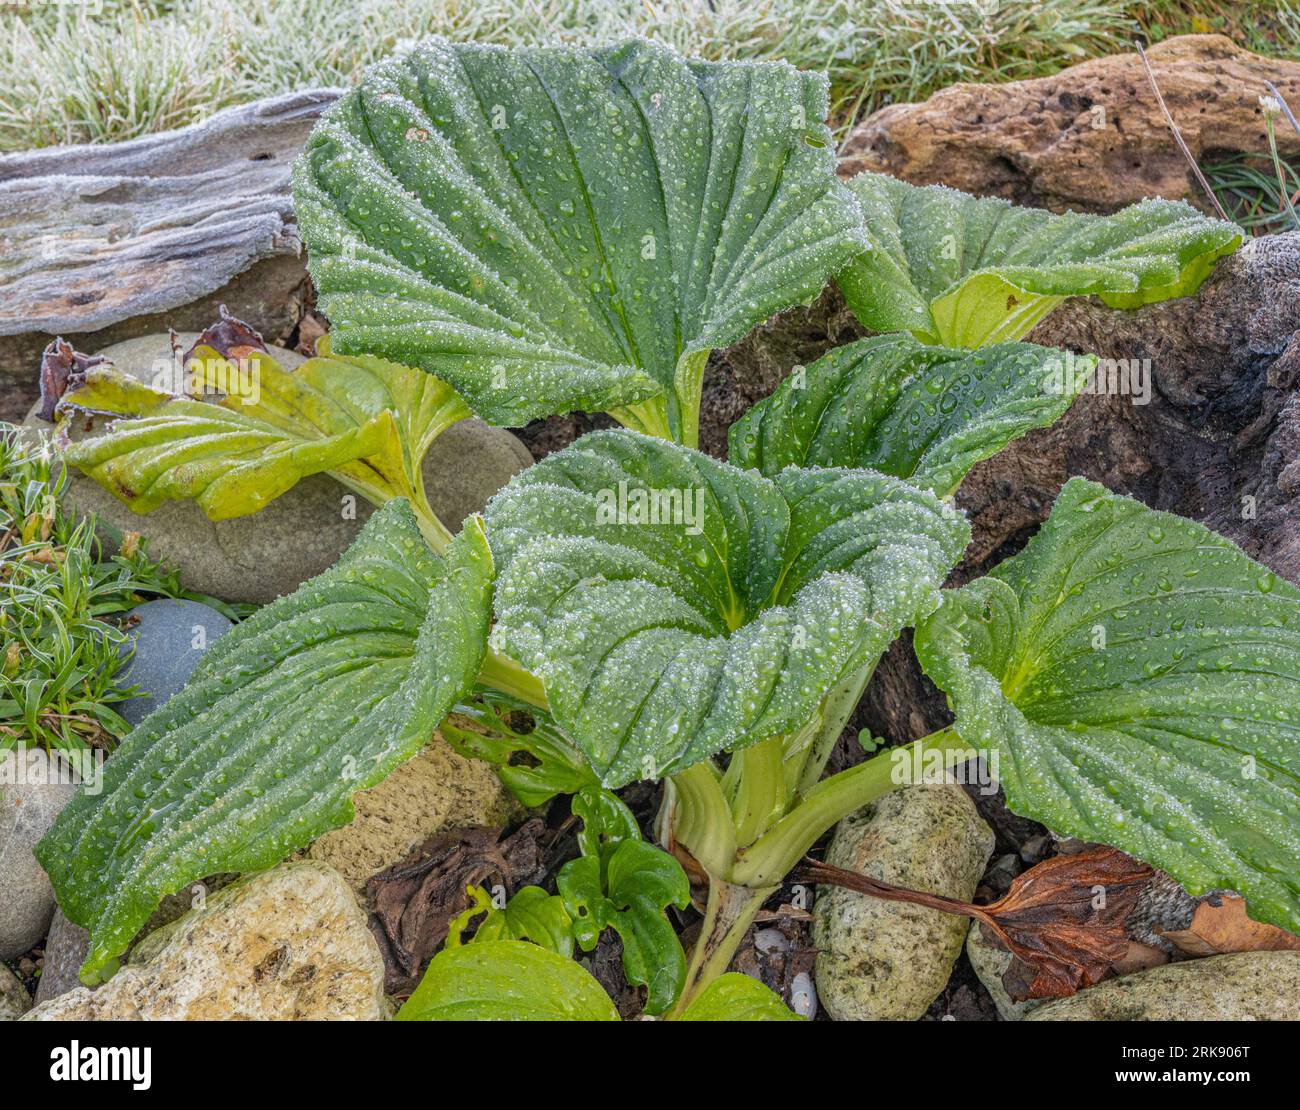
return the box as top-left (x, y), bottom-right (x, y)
top-left (294, 39), bottom-right (866, 443)
top-left (915, 479), bottom-right (1300, 932)
top-left (396, 939), bottom-right (619, 1021)
top-left (837, 173), bottom-right (1242, 348)
top-left (677, 973), bottom-right (801, 1020)
top-left (729, 334), bottom-right (1095, 497)
top-left (37, 501), bottom-right (494, 984)
top-left (485, 429), bottom-right (968, 787)
top-left (60, 339), bottom-right (468, 529)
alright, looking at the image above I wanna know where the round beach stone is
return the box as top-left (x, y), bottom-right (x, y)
top-left (0, 749), bottom-right (80, 959)
top-left (1026, 951), bottom-right (1300, 1021)
top-left (812, 782), bottom-right (994, 1021)
top-left (23, 333), bottom-right (534, 604)
top-left (116, 598), bottom-right (233, 727)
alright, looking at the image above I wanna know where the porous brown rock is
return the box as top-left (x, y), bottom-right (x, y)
top-left (839, 35), bottom-right (1300, 214)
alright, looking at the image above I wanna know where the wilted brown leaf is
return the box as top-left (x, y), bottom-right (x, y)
top-left (1160, 892), bottom-right (1300, 957)
top-left (179, 304), bottom-right (268, 367)
top-left (985, 847), bottom-right (1158, 1000)
top-left (37, 337), bottom-right (107, 421)
top-left (800, 845), bottom-right (1157, 1003)
top-left (365, 818), bottom-right (550, 994)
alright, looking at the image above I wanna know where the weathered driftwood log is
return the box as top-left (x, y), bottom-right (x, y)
top-left (0, 89), bottom-right (343, 421)
top-left (839, 35), bottom-right (1300, 214)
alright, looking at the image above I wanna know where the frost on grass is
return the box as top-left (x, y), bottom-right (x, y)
top-left (484, 429), bottom-right (969, 787)
top-left (293, 38), bottom-right (867, 438)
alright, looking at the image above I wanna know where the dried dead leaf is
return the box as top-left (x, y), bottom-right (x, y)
top-left (364, 819), bottom-right (550, 994)
top-left (1160, 892), bottom-right (1300, 957)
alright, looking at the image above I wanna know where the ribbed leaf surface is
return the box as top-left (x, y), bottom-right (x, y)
top-left (38, 501), bottom-right (493, 982)
top-left (729, 334), bottom-right (1094, 496)
top-left (294, 39), bottom-right (866, 440)
top-left (485, 430), bottom-right (968, 787)
top-left (61, 342), bottom-right (468, 521)
top-left (838, 173), bottom-right (1241, 348)
top-left (915, 479), bottom-right (1300, 931)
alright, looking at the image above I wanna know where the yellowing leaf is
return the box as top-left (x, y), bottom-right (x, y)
top-left (60, 341), bottom-right (469, 545)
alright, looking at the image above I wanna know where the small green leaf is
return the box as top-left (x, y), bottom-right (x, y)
top-left (837, 173), bottom-right (1241, 348)
top-left (294, 39), bottom-right (866, 442)
top-left (729, 334), bottom-right (1095, 496)
top-left (37, 502), bottom-right (494, 983)
top-left (558, 838), bottom-right (690, 1014)
top-left (396, 939), bottom-right (619, 1021)
top-left (60, 340), bottom-right (468, 527)
top-left (676, 973), bottom-right (802, 1020)
top-left (441, 694), bottom-right (599, 807)
top-left (472, 886), bottom-right (576, 956)
top-left (485, 429), bottom-right (968, 787)
top-left (915, 478), bottom-right (1300, 932)
top-left (572, 787), bottom-right (642, 857)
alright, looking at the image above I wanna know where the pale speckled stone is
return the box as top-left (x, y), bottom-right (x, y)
top-left (1026, 952), bottom-right (1300, 1021)
top-left (0, 749), bottom-right (79, 959)
top-left (965, 921), bottom-right (1045, 1021)
top-left (23, 333), bottom-right (534, 604)
top-left (0, 963), bottom-right (31, 1020)
top-left (23, 861), bottom-right (386, 1020)
top-left (307, 733), bottom-right (522, 898)
top-left (813, 783), bottom-right (994, 1021)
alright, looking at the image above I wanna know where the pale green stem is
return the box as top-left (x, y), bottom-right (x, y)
top-left (666, 727), bottom-right (980, 1006)
top-left (732, 727), bottom-right (974, 887)
top-left (668, 876), bottom-right (773, 1019)
top-left (729, 735), bottom-right (787, 848)
top-left (668, 760), bottom-right (736, 879)
top-left (608, 397), bottom-right (674, 442)
top-left (409, 496), bottom-right (454, 555)
top-left (793, 660), bottom-right (877, 797)
top-left (475, 649), bottom-right (550, 711)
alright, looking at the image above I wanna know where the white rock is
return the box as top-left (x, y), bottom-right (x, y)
top-left (813, 782), bottom-right (994, 1020)
top-left (23, 861), bottom-right (387, 1020)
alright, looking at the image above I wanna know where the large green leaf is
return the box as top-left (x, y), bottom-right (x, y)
top-left (729, 334), bottom-right (1094, 496)
top-left (485, 429), bottom-right (968, 787)
top-left (677, 973), bottom-right (802, 1021)
top-left (59, 340), bottom-right (468, 541)
top-left (294, 39), bottom-right (866, 444)
top-left (915, 478), bottom-right (1300, 931)
top-left (396, 939), bottom-right (619, 1021)
top-left (837, 173), bottom-right (1241, 348)
top-left (36, 501), bottom-right (494, 983)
